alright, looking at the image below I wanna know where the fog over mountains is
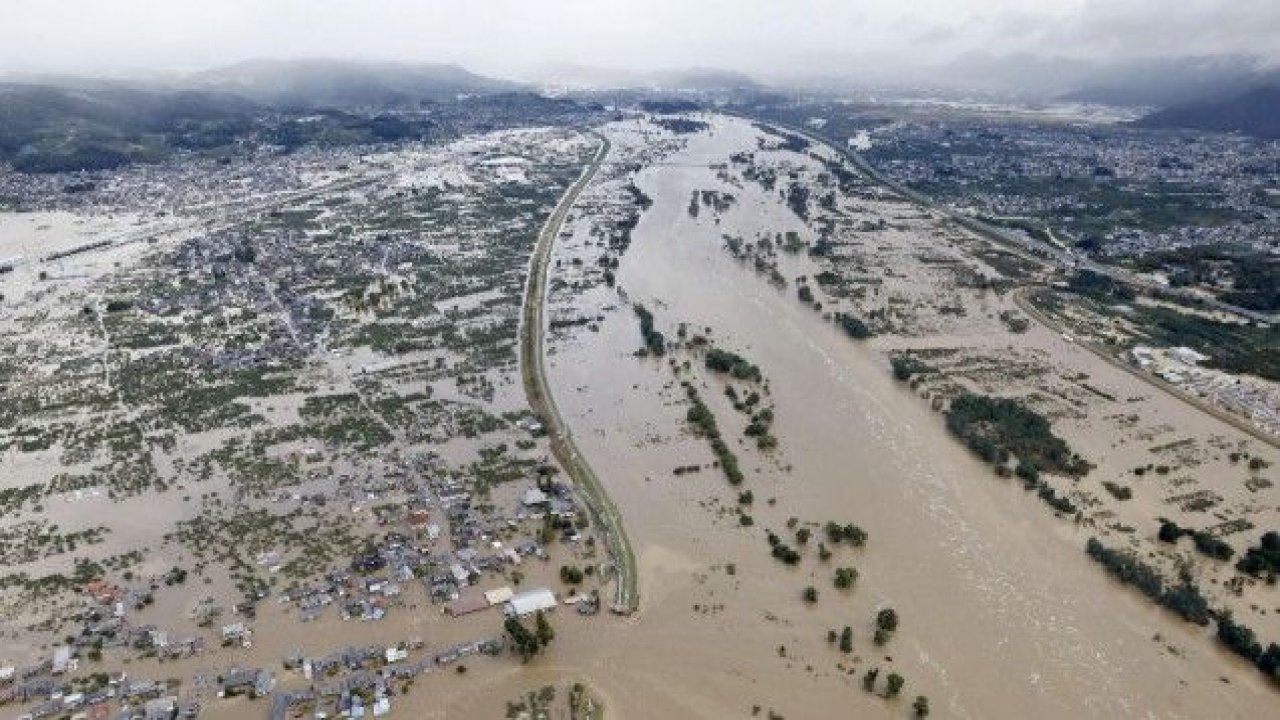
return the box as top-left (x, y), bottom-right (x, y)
top-left (0, 59), bottom-right (595, 173)
top-left (4, 49), bottom-right (1280, 173)
top-left (190, 59), bottom-right (519, 108)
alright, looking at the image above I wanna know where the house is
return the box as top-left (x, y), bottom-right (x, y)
top-left (83, 580), bottom-right (120, 605)
top-left (484, 586), bottom-right (515, 606)
top-left (51, 647), bottom-right (76, 675)
top-left (505, 588), bottom-right (557, 618)
top-left (1170, 346), bottom-right (1208, 366)
top-left (384, 646), bottom-right (408, 664)
top-left (445, 590), bottom-right (490, 618)
top-left (221, 622), bottom-right (251, 644)
top-left (1129, 346), bottom-right (1156, 368)
top-left (220, 667), bottom-right (274, 698)
top-left (144, 696), bottom-right (177, 720)
top-left (121, 678), bottom-right (164, 701)
top-left (521, 487), bottom-right (549, 508)
top-left (449, 563), bottom-right (471, 586)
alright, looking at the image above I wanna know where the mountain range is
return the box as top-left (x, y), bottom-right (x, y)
top-left (1135, 85), bottom-right (1280, 139)
top-left (3, 55), bottom-right (1279, 175)
top-left (189, 58), bottom-right (518, 108)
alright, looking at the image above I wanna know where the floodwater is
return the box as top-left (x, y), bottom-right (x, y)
top-left (456, 116), bottom-right (1278, 718)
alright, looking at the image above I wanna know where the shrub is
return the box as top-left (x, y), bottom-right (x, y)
top-left (1192, 531), bottom-right (1234, 561)
top-left (839, 626), bottom-right (853, 653)
top-left (1085, 537), bottom-right (1210, 625)
top-left (890, 356), bottom-right (928, 382)
top-left (1236, 531), bottom-right (1280, 578)
top-left (946, 394), bottom-right (1090, 477)
top-left (705, 348), bottom-right (762, 382)
top-left (885, 673), bottom-right (904, 698)
top-left (633, 305), bottom-right (665, 356)
top-left (835, 313), bottom-right (872, 339)
top-left (1158, 520), bottom-right (1183, 544)
top-left (876, 608), bottom-right (898, 632)
top-left (825, 522), bottom-right (868, 547)
top-left (834, 567), bottom-right (858, 590)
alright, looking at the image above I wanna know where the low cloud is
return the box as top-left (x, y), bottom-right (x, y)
top-left (0, 1), bottom-right (1275, 82)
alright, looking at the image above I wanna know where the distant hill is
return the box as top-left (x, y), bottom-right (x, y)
top-left (0, 72), bottom-right (598, 174)
top-left (0, 83), bottom-right (262, 172)
top-left (643, 68), bottom-right (763, 93)
top-left (1135, 85), bottom-right (1280, 139)
top-left (525, 64), bottom-right (764, 94)
top-left (1058, 57), bottom-right (1279, 107)
top-left (191, 59), bottom-right (519, 108)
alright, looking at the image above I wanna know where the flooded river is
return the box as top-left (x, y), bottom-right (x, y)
top-left (464, 116), bottom-right (1279, 719)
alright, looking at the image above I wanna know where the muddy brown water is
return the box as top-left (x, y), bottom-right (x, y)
top-left (73, 117), bottom-right (1277, 719)
top-left (445, 117), bottom-right (1279, 719)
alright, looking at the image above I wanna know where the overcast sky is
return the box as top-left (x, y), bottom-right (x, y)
top-left (3, 0), bottom-right (1278, 79)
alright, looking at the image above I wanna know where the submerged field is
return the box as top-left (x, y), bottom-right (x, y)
top-left (1, 111), bottom-right (1276, 719)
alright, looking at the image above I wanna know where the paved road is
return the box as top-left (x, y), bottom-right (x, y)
top-left (518, 133), bottom-right (638, 614)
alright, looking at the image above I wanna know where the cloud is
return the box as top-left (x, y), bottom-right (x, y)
top-left (1052, 0), bottom-right (1280, 59)
top-left (0, 0), bottom-right (1275, 81)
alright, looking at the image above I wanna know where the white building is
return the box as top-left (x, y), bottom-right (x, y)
top-left (52, 647), bottom-right (76, 675)
top-left (522, 487), bottom-right (549, 508)
top-left (1129, 345), bottom-right (1156, 368)
top-left (505, 588), bottom-right (557, 618)
top-left (484, 586), bottom-right (515, 606)
top-left (1170, 346), bottom-right (1208, 366)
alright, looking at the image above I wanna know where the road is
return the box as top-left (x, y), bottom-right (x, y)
top-left (518, 133), bottom-right (638, 614)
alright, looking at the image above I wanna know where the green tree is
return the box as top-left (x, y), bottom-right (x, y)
top-left (862, 667), bottom-right (879, 692)
top-left (505, 617), bottom-right (540, 661)
top-left (803, 586), bottom-right (818, 604)
top-left (885, 673), bottom-right (904, 698)
top-left (913, 696), bottom-right (930, 717)
top-left (876, 608), bottom-right (899, 632)
top-left (534, 611), bottom-right (555, 648)
top-left (839, 626), bottom-right (853, 654)
top-left (834, 567), bottom-right (858, 590)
